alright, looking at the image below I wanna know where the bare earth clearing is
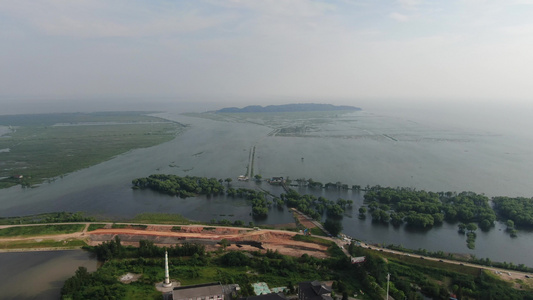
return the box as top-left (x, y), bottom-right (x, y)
top-left (88, 225), bottom-right (330, 258)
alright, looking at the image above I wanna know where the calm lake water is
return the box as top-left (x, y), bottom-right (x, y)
top-left (1, 102), bottom-right (533, 268)
top-left (0, 250), bottom-right (97, 300)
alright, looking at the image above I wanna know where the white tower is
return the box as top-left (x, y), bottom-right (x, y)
top-left (163, 251), bottom-right (171, 287)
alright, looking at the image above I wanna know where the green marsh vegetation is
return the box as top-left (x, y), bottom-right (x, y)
top-left (87, 224), bottom-right (107, 231)
top-left (0, 112), bottom-right (183, 188)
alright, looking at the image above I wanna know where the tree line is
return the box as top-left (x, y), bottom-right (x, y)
top-left (133, 175), bottom-right (533, 235)
top-left (89, 236), bottom-right (206, 261)
top-left (363, 187), bottom-right (496, 230)
top-left (132, 174), bottom-right (225, 197)
top-left (493, 196), bottom-right (533, 227)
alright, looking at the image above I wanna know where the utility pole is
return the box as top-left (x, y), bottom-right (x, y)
top-left (386, 273), bottom-right (390, 300)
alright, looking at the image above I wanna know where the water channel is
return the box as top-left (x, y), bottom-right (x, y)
top-left (0, 250), bottom-right (97, 300)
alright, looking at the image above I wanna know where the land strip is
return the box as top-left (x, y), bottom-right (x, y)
top-left (1, 222), bottom-right (532, 284)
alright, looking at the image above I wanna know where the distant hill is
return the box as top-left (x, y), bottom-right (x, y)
top-left (216, 103), bottom-right (362, 113)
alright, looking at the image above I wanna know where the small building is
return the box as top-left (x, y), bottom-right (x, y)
top-left (172, 282), bottom-right (239, 300)
top-left (268, 177), bottom-right (284, 185)
top-left (240, 293), bottom-right (287, 300)
top-left (350, 256), bottom-right (366, 264)
top-left (298, 281), bottom-right (332, 300)
top-left (252, 282), bottom-right (271, 295)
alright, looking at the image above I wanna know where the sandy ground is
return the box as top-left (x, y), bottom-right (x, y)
top-left (87, 225), bottom-right (330, 258)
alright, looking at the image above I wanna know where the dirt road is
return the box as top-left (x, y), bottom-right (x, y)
top-left (1, 222), bottom-right (532, 285)
top-left (87, 225), bottom-right (330, 258)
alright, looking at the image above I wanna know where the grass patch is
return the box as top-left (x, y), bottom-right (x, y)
top-left (122, 284), bottom-right (161, 300)
top-left (87, 224), bottom-right (107, 231)
top-left (0, 238), bottom-right (87, 249)
top-left (0, 224), bottom-right (85, 237)
top-left (514, 278), bottom-right (533, 291)
top-left (310, 227), bottom-right (327, 236)
top-left (111, 224), bottom-right (128, 229)
top-left (278, 227), bottom-right (299, 232)
top-left (375, 250), bottom-right (481, 276)
top-left (131, 225), bottom-right (147, 230)
top-left (131, 213), bottom-right (192, 225)
top-left (291, 234), bottom-right (334, 247)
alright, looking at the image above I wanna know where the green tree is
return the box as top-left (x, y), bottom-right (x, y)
top-left (466, 223), bottom-right (478, 233)
top-left (220, 251), bottom-right (249, 266)
top-left (233, 220), bottom-right (245, 227)
top-left (506, 219), bottom-right (515, 230)
top-left (220, 239), bottom-right (230, 250)
top-left (324, 218), bottom-right (343, 236)
top-left (390, 212), bottom-right (404, 226)
top-left (479, 219), bottom-right (492, 231)
top-left (458, 223), bottom-right (466, 234)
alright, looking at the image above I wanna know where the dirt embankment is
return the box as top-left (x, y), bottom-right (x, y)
top-left (88, 225), bottom-right (329, 258)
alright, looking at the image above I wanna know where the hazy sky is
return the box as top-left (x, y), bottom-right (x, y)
top-left (1, 0), bottom-right (532, 106)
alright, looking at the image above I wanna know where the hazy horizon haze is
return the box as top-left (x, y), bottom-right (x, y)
top-left (1, 0), bottom-right (533, 106)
